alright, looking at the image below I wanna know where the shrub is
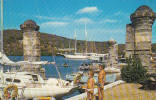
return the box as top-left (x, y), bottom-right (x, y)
top-left (121, 56), bottom-right (148, 83)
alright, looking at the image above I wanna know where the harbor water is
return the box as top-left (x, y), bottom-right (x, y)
top-left (7, 56), bottom-right (117, 99)
top-left (8, 56), bottom-right (91, 99)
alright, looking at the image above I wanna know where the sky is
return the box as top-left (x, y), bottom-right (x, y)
top-left (1, 0), bottom-right (156, 43)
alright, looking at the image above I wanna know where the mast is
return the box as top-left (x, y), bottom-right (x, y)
top-left (0, 0), bottom-right (4, 83)
top-left (74, 30), bottom-right (77, 54)
top-left (1, 0), bottom-right (3, 54)
top-left (68, 39), bottom-right (71, 49)
top-left (85, 23), bottom-right (88, 54)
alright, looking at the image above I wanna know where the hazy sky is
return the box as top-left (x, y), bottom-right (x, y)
top-left (1, 0), bottom-right (156, 43)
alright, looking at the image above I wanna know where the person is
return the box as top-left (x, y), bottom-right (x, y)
top-left (98, 65), bottom-right (106, 100)
top-left (86, 70), bottom-right (95, 100)
top-left (73, 72), bottom-right (83, 84)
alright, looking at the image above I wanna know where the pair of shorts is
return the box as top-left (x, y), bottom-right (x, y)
top-left (97, 83), bottom-right (104, 88)
top-left (97, 83), bottom-right (102, 87)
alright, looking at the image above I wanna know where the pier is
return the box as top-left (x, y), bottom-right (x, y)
top-left (65, 80), bottom-right (124, 100)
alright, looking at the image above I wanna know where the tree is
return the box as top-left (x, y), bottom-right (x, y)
top-left (121, 56), bottom-right (148, 83)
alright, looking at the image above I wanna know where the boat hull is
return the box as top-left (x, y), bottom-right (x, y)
top-left (22, 86), bottom-right (75, 98)
top-left (64, 54), bottom-right (88, 60)
top-left (0, 86), bottom-right (77, 99)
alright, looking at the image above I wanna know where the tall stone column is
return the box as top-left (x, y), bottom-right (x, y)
top-left (130, 5), bottom-right (156, 67)
top-left (20, 20), bottom-right (43, 75)
top-left (107, 39), bottom-right (118, 67)
top-left (125, 24), bottom-right (135, 58)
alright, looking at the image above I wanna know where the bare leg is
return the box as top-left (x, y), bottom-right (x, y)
top-left (98, 87), bottom-right (101, 100)
top-left (87, 92), bottom-right (90, 100)
top-left (101, 88), bottom-right (104, 100)
top-left (91, 93), bottom-right (95, 100)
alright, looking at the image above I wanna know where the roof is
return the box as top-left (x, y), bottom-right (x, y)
top-left (20, 20), bottom-right (39, 31)
top-left (23, 20), bottom-right (37, 26)
top-left (131, 5), bottom-right (156, 20)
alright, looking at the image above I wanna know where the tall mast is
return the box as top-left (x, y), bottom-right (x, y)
top-left (68, 40), bottom-right (71, 49)
top-left (74, 30), bottom-right (77, 54)
top-left (1, 0), bottom-right (3, 54)
top-left (85, 23), bottom-right (88, 53)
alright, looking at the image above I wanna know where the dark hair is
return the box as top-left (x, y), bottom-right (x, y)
top-left (99, 64), bottom-right (105, 69)
top-left (89, 70), bottom-right (94, 76)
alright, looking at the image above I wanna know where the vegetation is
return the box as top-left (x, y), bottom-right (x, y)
top-left (3, 29), bottom-right (109, 56)
top-left (152, 43), bottom-right (156, 53)
top-left (121, 56), bottom-right (148, 83)
top-left (3, 29), bottom-right (156, 56)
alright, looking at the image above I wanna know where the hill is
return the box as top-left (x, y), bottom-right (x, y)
top-left (3, 29), bottom-right (110, 56)
top-left (3, 29), bottom-right (156, 56)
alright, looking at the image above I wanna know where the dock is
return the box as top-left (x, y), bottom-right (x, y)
top-left (65, 80), bottom-right (156, 100)
top-left (65, 80), bottom-right (124, 100)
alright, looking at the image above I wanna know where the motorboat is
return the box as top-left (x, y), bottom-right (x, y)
top-left (78, 63), bottom-right (91, 71)
top-left (66, 72), bottom-right (117, 84)
top-left (104, 67), bottom-right (121, 73)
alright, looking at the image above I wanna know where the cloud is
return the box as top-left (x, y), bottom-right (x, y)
top-left (114, 11), bottom-right (129, 18)
top-left (89, 28), bottom-right (124, 34)
top-left (74, 18), bottom-right (93, 24)
top-left (77, 6), bottom-right (100, 14)
top-left (35, 15), bottom-right (71, 21)
top-left (41, 21), bottom-right (68, 27)
top-left (100, 19), bottom-right (118, 23)
top-left (35, 15), bottom-right (56, 20)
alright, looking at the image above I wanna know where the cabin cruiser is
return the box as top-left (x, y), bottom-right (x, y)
top-left (0, 71), bottom-right (77, 99)
top-left (88, 53), bottom-right (108, 62)
top-left (79, 63), bottom-right (91, 71)
top-left (104, 67), bottom-right (121, 73)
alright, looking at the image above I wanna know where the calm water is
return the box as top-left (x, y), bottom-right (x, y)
top-left (9, 56), bottom-right (90, 79)
top-left (8, 56), bottom-right (91, 99)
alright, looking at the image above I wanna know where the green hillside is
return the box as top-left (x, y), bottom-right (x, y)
top-left (3, 29), bottom-right (156, 56)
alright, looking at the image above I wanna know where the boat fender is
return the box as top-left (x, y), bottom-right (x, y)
top-left (3, 84), bottom-right (18, 98)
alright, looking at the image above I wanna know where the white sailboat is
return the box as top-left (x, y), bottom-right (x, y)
top-left (64, 30), bottom-right (89, 60)
top-left (0, 71), bottom-right (76, 99)
top-left (0, 0), bottom-right (77, 99)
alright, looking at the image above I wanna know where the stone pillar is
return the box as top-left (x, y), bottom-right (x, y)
top-left (20, 20), bottom-right (45, 77)
top-left (107, 39), bottom-right (118, 67)
top-left (125, 24), bottom-right (135, 58)
top-left (130, 5), bottom-right (156, 67)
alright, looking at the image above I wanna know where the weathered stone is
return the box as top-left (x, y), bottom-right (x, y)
top-left (107, 39), bottom-right (118, 67)
top-left (125, 5), bottom-right (156, 67)
top-left (125, 24), bottom-right (135, 57)
top-left (20, 20), bottom-right (45, 78)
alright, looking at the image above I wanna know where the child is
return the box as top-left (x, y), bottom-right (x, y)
top-left (86, 70), bottom-right (95, 100)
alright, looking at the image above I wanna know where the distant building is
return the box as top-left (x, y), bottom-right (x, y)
top-left (125, 5), bottom-right (156, 67)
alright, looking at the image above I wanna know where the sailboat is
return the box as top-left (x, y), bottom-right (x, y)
top-left (0, 0), bottom-right (77, 99)
top-left (64, 30), bottom-right (89, 60)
